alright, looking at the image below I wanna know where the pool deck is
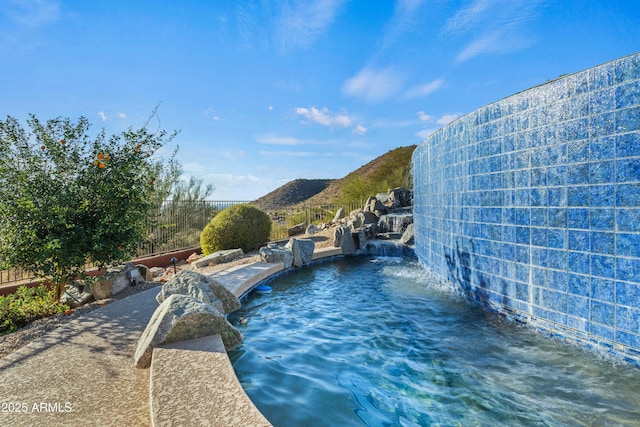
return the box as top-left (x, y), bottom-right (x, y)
top-left (0, 246), bottom-right (343, 427)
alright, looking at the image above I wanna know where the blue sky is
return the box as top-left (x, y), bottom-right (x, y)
top-left (1, 0), bottom-right (639, 200)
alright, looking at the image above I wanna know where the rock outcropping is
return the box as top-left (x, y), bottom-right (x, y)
top-left (329, 187), bottom-right (414, 253)
top-left (134, 270), bottom-right (242, 369)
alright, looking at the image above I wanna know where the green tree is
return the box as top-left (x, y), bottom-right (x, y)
top-left (0, 113), bottom-right (176, 298)
top-left (146, 160), bottom-right (217, 253)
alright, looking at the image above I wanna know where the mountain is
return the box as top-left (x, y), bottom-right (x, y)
top-left (253, 145), bottom-right (416, 210)
top-left (254, 179), bottom-right (334, 211)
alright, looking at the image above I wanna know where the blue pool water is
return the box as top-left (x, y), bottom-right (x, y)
top-left (228, 256), bottom-right (640, 426)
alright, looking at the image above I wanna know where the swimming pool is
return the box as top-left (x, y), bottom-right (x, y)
top-left (228, 255), bottom-right (640, 426)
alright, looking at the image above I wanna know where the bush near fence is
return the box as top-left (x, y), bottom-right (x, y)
top-left (0, 201), bottom-right (359, 286)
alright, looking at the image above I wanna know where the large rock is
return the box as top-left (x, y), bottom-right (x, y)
top-left (60, 280), bottom-right (94, 308)
top-left (287, 223), bottom-right (306, 237)
top-left (156, 270), bottom-right (240, 314)
top-left (90, 262), bottom-right (140, 300)
top-left (332, 207), bottom-right (345, 223)
top-left (306, 223), bottom-right (320, 235)
top-left (134, 294), bottom-right (243, 369)
top-left (192, 249), bottom-right (244, 269)
top-left (260, 243), bottom-right (294, 268)
top-left (401, 223), bottom-right (415, 245)
top-left (349, 209), bottom-right (378, 230)
top-left (378, 213), bottom-right (413, 234)
top-left (285, 238), bottom-right (315, 267)
top-left (368, 198), bottom-right (388, 216)
top-left (333, 225), bottom-right (356, 255)
top-left (156, 270), bottom-right (224, 313)
top-left (387, 187), bottom-right (413, 208)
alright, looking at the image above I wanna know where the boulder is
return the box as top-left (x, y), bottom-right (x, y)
top-left (156, 271), bottom-right (224, 313)
top-left (186, 252), bottom-right (201, 264)
top-left (368, 198), bottom-right (387, 215)
top-left (149, 267), bottom-right (166, 278)
top-left (260, 243), bottom-right (294, 269)
top-left (376, 192), bottom-right (391, 206)
top-left (332, 207), bottom-right (345, 223)
top-left (156, 270), bottom-right (240, 314)
top-left (133, 294), bottom-right (243, 369)
top-left (378, 213), bottom-right (413, 234)
top-left (306, 223), bottom-right (320, 235)
top-left (401, 223), bottom-right (415, 245)
top-left (287, 223), bottom-right (306, 237)
top-left (192, 249), bottom-right (243, 269)
top-left (333, 225), bottom-right (356, 255)
top-left (354, 211), bottom-right (378, 229)
top-left (363, 197), bottom-right (376, 213)
top-left (60, 280), bottom-right (94, 308)
top-left (387, 187), bottom-right (413, 208)
top-left (136, 264), bottom-right (153, 282)
top-left (285, 238), bottom-right (315, 267)
top-left (90, 262), bottom-right (139, 299)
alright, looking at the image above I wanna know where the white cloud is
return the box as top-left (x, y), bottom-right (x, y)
top-left (437, 113), bottom-right (460, 125)
top-left (445, 0), bottom-right (494, 33)
top-left (445, 0), bottom-right (546, 63)
top-left (98, 111), bottom-right (107, 122)
top-left (455, 29), bottom-right (506, 62)
top-left (2, 0), bottom-right (60, 29)
top-left (380, 0), bottom-right (427, 50)
top-left (417, 111), bottom-right (433, 122)
top-left (277, 0), bottom-right (346, 50)
top-left (294, 106), bottom-right (352, 128)
top-left (405, 78), bottom-right (444, 98)
top-left (118, 112), bottom-right (127, 119)
top-left (258, 134), bottom-right (300, 145)
top-left (352, 124), bottom-right (367, 135)
top-left (342, 67), bottom-right (405, 103)
top-left (268, 105), bottom-right (273, 111)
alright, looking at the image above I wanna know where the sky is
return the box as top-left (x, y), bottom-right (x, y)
top-left (1, 0), bottom-right (639, 200)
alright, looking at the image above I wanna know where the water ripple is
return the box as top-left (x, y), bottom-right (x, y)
top-left (229, 256), bottom-right (640, 426)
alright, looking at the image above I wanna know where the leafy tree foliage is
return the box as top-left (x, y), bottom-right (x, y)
top-left (0, 114), bottom-right (176, 297)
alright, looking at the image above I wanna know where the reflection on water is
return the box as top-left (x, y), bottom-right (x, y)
top-left (229, 256), bottom-right (640, 426)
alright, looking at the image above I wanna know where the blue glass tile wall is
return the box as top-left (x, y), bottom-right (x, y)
top-left (412, 53), bottom-right (640, 365)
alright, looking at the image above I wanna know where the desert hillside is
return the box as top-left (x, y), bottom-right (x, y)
top-left (254, 145), bottom-right (416, 209)
top-left (254, 179), bottom-right (334, 211)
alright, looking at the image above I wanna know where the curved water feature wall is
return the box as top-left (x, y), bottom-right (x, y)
top-left (412, 53), bottom-right (640, 365)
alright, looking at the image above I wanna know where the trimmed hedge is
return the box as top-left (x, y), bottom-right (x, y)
top-left (200, 204), bottom-right (271, 255)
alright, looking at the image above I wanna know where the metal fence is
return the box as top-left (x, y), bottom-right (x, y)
top-left (0, 201), bottom-right (359, 286)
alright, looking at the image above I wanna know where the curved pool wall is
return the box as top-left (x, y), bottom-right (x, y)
top-left (412, 53), bottom-right (640, 364)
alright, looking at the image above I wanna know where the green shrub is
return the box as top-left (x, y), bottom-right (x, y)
top-left (0, 285), bottom-right (69, 336)
top-left (200, 204), bottom-right (271, 255)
